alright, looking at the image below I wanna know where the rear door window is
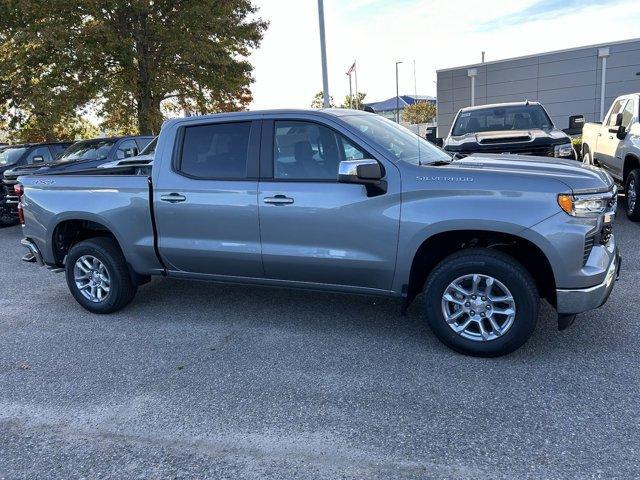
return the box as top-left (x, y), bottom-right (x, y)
top-left (26, 146), bottom-right (53, 164)
top-left (178, 122), bottom-right (251, 179)
top-left (116, 139), bottom-right (139, 159)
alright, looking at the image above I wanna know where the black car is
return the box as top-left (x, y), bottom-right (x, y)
top-left (2, 135), bottom-right (154, 226)
top-left (443, 101), bottom-right (576, 160)
top-left (0, 141), bottom-right (72, 226)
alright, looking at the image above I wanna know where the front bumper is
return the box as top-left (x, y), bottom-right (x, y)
top-left (556, 248), bottom-right (620, 314)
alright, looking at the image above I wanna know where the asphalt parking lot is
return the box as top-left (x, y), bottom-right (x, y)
top-left (1, 213), bottom-right (639, 480)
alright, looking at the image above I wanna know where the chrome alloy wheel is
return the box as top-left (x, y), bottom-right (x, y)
top-left (628, 178), bottom-right (637, 213)
top-left (441, 274), bottom-right (516, 342)
top-left (74, 255), bottom-right (111, 303)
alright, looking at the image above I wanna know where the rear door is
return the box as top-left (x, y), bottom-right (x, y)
top-left (257, 116), bottom-right (400, 291)
top-left (154, 119), bottom-right (263, 277)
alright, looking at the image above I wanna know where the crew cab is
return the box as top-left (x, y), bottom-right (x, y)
top-left (3, 136), bottom-right (154, 224)
top-left (0, 141), bottom-right (72, 226)
top-left (582, 93), bottom-right (640, 220)
top-left (17, 110), bottom-right (619, 357)
top-left (444, 102), bottom-right (576, 159)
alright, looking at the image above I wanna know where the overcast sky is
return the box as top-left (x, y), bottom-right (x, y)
top-left (248, 0), bottom-right (640, 109)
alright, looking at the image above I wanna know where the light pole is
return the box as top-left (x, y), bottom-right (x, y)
top-left (317, 0), bottom-right (330, 108)
top-left (395, 61), bottom-right (403, 123)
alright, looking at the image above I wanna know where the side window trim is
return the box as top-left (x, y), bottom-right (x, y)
top-left (262, 118), bottom-right (376, 182)
top-left (171, 120), bottom-right (260, 181)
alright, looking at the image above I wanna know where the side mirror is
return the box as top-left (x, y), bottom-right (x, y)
top-left (124, 147), bottom-right (139, 158)
top-left (614, 113), bottom-right (623, 127)
top-left (616, 125), bottom-right (627, 140)
top-left (338, 159), bottom-right (387, 196)
top-left (32, 155), bottom-right (44, 163)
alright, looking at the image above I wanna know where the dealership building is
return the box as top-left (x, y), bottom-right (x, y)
top-left (436, 37), bottom-right (640, 138)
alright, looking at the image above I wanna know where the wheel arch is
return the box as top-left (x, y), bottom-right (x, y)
top-left (404, 229), bottom-right (556, 307)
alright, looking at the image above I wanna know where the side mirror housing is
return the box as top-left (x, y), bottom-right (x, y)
top-left (616, 125), bottom-right (627, 140)
top-left (614, 113), bottom-right (623, 127)
top-left (338, 159), bottom-right (386, 196)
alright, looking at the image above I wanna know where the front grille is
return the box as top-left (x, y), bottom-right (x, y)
top-left (2, 176), bottom-right (19, 204)
top-left (583, 235), bottom-right (595, 265)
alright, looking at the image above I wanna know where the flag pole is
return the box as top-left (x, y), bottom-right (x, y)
top-left (354, 61), bottom-right (359, 109)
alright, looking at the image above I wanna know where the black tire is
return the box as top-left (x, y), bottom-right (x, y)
top-left (423, 248), bottom-right (539, 357)
top-left (625, 169), bottom-right (640, 221)
top-left (65, 237), bottom-right (137, 313)
top-left (582, 146), bottom-right (593, 166)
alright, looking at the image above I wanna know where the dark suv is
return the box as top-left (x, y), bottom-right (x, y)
top-left (443, 102), bottom-right (576, 160)
top-left (0, 142), bottom-right (72, 226)
top-left (2, 136), bottom-right (154, 226)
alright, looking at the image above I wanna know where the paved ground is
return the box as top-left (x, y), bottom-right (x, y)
top-left (0, 214), bottom-right (639, 480)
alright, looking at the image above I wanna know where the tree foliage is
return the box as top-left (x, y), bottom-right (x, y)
top-left (401, 101), bottom-right (437, 124)
top-left (0, 1), bottom-right (267, 140)
top-left (341, 92), bottom-right (366, 110)
top-left (311, 91), bottom-right (335, 109)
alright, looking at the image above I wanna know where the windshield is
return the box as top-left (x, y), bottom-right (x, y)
top-left (58, 139), bottom-right (115, 162)
top-left (140, 137), bottom-right (157, 156)
top-left (0, 147), bottom-right (28, 166)
top-left (451, 105), bottom-right (554, 136)
top-left (341, 114), bottom-right (451, 166)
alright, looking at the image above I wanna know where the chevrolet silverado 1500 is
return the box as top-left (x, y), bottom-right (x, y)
top-left (17, 110), bottom-right (620, 356)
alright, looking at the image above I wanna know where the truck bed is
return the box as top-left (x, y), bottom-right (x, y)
top-left (20, 173), bottom-right (163, 275)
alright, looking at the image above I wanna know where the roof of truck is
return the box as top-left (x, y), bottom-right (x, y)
top-left (161, 109), bottom-right (373, 129)
top-left (459, 102), bottom-right (543, 112)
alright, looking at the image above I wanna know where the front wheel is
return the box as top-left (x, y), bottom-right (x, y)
top-left (582, 148), bottom-right (594, 166)
top-left (625, 169), bottom-right (640, 221)
top-left (423, 249), bottom-right (539, 357)
top-left (65, 237), bottom-right (138, 313)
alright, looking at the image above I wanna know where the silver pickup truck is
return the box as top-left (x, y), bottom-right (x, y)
top-left (17, 109), bottom-right (620, 357)
top-left (582, 93), bottom-right (640, 220)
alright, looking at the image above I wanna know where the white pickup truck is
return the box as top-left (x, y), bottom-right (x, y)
top-left (582, 93), bottom-right (640, 220)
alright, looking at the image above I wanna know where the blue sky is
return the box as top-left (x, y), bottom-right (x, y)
top-left (249, 0), bottom-right (639, 109)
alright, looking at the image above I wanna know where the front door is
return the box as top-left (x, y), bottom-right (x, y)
top-left (258, 118), bottom-right (400, 291)
top-left (597, 99), bottom-right (627, 176)
top-left (154, 120), bottom-right (263, 277)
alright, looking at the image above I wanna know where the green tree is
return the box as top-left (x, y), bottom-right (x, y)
top-left (311, 91), bottom-right (335, 109)
top-left (401, 101), bottom-right (437, 124)
top-left (340, 92), bottom-right (367, 110)
top-left (0, 1), bottom-right (267, 138)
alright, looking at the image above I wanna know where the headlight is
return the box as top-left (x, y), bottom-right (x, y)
top-left (554, 142), bottom-right (574, 158)
top-left (558, 190), bottom-right (616, 217)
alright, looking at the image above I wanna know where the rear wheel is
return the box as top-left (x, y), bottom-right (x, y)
top-left (65, 237), bottom-right (137, 313)
top-left (423, 249), bottom-right (539, 357)
top-left (625, 169), bottom-right (640, 221)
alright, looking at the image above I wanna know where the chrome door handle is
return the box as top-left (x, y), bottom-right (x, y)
top-left (160, 193), bottom-right (186, 203)
top-left (264, 195), bottom-right (294, 205)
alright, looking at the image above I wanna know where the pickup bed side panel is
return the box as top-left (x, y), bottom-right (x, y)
top-left (20, 175), bottom-right (162, 275)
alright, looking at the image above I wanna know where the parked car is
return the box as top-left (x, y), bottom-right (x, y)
top-left (17, 110), bottom-right (619, 357)
top-left (3, 135), bottom-right (154, 224)
top-left (0, 141), bottom-right (72, 226)
top-left (97, 136), bottom-right (156, 170)
top-left (582, 93), bottom-right (640, 220)
top-left (444, 102), bottom-right (576, 159)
